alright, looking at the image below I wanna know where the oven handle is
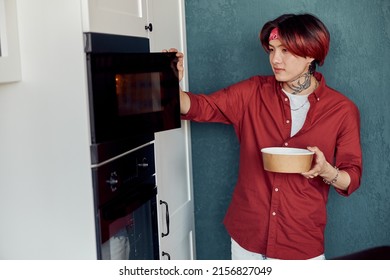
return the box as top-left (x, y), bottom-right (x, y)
top-left (159, 200), bottom-right (170, 237)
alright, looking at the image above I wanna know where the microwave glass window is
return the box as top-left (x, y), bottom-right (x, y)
top-left (116, 73), bottom-right (163, 116)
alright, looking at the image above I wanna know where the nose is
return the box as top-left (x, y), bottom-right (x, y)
top-left (270, 49), bottom-right (282, 65)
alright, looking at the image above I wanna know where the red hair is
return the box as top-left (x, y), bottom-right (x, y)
top-left (260, 14), bottom-right (330, 66)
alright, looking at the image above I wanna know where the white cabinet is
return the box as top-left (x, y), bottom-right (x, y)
top-left (0, 0), bottom-right (97, 259)
top-left (81, 0), bottom-right (150, 38)
top-left (155, 127), bottom-right (195, 260)
top-left (150, 0), bottom-right (196, 260)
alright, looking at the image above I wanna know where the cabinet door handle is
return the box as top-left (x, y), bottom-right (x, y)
top-left (162, 251), bottom-right (171, 260)
top-left (159, 200), bottom-right (170, 237)
top-left (145, 23), bottom-right (153, 32)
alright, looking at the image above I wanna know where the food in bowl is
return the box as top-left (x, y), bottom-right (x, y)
top-left (261, 147), bottom-right (314, 173)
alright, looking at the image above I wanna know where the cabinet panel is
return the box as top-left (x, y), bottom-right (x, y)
top-left (152, 0), bottom-right (196, 259)
top-left (155, 122), bottom-right (195, 259)
top-left (151, 0), bottom-right (195, 260)
top-left (147, 0), bottom-right (183, 51)
top-left (161, 230), bottom-right (195, 260)
top-left (0, 0), bottom-right (21, 83)
top-left (82, 0), bottom-right (149, 38)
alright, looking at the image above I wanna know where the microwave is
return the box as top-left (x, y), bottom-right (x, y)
top-left (84, 33), bottom-right (181, 164)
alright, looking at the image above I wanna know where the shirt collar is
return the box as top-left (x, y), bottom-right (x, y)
top-left (312, 72), bottom-right (326, 101)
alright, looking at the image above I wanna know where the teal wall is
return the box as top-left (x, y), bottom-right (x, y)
top-left (185, 0), bottom-right (390, 259)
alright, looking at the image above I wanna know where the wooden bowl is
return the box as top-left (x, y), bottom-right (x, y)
top-left (261, 147), bottom-right (314, 173)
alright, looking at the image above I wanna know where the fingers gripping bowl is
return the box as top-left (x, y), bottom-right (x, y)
top-left (261, 147), bottom-right (314, 173)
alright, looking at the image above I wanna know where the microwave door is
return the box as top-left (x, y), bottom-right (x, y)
top-left (86, 52), bottom-right (180, 145)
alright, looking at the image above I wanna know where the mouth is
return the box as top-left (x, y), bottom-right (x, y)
top-left (273, 67), bottom-right (284, 74)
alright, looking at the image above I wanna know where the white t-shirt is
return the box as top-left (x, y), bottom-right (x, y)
top-left (282, 89), bottom-right (310, 137)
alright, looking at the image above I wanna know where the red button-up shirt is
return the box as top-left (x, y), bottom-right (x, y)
top-left (182, 73), bottom-right (362, 259)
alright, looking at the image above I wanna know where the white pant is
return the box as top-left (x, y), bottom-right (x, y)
top-left (231, 238), bottom-right (325, 260)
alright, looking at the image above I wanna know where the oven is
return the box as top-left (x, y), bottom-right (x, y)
top-left (92, 143), bottom-right (159, 260)
top-left (83, 32), bottom-right (179, 260)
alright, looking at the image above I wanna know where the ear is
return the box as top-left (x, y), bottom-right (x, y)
top-left (306, 57), bottom-right (315, 64)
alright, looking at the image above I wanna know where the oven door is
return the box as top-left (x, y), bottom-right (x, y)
top-left (86, 51), bottom-right (181, 145)
top-left (98, 177), bottom-right (159, 260)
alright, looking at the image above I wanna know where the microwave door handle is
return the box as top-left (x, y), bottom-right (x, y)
top-left (159, 200), bottom-right (170, 237)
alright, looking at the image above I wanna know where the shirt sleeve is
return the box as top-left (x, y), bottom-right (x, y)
top-left (181, 77), bottom-right (259, 126)
top-left (334, 101), bottom-right (363, 196)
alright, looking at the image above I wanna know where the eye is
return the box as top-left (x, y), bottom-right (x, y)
top-left (282, 48), bottom-right (289, 53)
top-left (268, 47), bottom-right (274, 52)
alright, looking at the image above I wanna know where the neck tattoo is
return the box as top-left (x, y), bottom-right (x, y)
top-left (286, 72), bottom-right (312, 95)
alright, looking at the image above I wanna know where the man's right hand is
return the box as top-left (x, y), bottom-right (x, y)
top-left (163, 48), bottom-right (184, 82)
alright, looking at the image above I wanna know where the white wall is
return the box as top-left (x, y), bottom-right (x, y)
top-left (0, 0), bottom-right (96, 259)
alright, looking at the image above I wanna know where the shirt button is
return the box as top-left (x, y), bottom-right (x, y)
top-left (284, 142), bottom-right (288, 146)
top-left (272, 212), bottom-right (276, 216)
top-left (286, 120), bottom-right (290, 124)
top-left (275, 188), bottom-right (279, 192)
top-left (284, 98), bottom-right (288, 102)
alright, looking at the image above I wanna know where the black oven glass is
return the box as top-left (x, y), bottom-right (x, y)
top-left (100, 188), bottom-right (158, 260)
top-left (93, 144), bottom-right (159, 260)
top-left (86, 52), bottom-right (181, 145)
top-left (116, 72), bottom-right (163, 116)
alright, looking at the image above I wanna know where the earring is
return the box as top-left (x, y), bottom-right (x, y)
top-left (309, 61), bottom-right (316, 74)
